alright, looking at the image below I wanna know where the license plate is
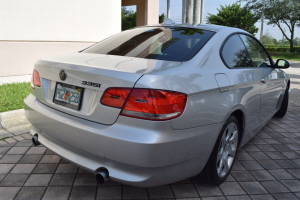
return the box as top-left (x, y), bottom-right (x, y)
top-left (53, 82), bottom-right (84, 110)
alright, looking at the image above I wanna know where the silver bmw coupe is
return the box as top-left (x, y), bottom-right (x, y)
top-left (24, 22), bottom-right (290, 187)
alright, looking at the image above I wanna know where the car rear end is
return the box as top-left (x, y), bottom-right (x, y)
top-left (24, 25), bottom-right (222, 187)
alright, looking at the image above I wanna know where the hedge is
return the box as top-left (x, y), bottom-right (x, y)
top-left (265, 46), bottom-right (300, 52)
top-left (263, 44), bottom-right (292, 48)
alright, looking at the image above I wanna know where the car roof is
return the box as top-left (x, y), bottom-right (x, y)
top-left (144, 23), bottom-right (247, 34)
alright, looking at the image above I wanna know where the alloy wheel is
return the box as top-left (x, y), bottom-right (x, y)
top-left (216, 122), bottom-right (239, 178)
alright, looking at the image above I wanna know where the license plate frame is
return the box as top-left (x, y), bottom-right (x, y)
top-left (53, 82), bottom-right (84, 110)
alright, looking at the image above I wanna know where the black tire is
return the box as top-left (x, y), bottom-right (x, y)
top-left (197, 115), bottom-right (240, 185)
top-left (274, 86), bottom-right (289, 118)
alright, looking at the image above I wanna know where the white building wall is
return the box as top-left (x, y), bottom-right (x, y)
top-left (0, 0), bottom-right (121, 76)
top-left (0, 0), bottom-right (121, 42)
top-left (0, 41), bottom-right (95, 76)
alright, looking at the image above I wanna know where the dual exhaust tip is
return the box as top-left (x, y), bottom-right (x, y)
top-left (32, 134), bottom-right (110, 184)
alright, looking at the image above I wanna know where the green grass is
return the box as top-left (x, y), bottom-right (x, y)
top-left (269, 51), bottom-right (300, 61)
top-left (0, 137), bottom-right (9, 141)
top-left (0, 82), bottom-right (31, 113)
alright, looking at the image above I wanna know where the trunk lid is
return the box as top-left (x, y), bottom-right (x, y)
top-left (33, 52), bottom-right (173, 125)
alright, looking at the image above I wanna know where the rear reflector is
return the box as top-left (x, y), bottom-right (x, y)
top-left (101, 88), bottom-right (187, 120)
top-left (31, 70), bottom-right (41, 88)
top-left (100, 88), bottom-right (131, 109)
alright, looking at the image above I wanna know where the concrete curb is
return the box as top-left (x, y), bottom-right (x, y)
top-left (0, 109), bottom-right (31, 145)
top-left (0, 75), bottom-right (31, 86)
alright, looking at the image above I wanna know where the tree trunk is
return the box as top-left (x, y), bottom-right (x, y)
top-left (290, 25), bottom-right (295, 52)
top-left (289, 40), bottom-right (295, 52)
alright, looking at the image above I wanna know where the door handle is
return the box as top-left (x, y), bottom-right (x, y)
top-left (261, 78), bottom-right (266, 84)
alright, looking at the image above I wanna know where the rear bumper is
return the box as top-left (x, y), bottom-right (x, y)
top-left (24, 93), bottom-right (222, 187)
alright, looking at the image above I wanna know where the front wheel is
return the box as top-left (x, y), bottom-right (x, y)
top-left (198, 115), bottom-right (239, 185)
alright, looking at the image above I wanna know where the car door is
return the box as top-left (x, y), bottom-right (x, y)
top-left (221, 34), bottom-right (261, 134)
top-left (239, 34), bottom-right (284, 123)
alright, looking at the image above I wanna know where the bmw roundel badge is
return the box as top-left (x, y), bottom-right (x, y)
top-left (59, 70), bottom-right (67, 81)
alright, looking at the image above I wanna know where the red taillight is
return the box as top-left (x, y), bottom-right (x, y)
top-left (100, 88), bottom-right (131, 109)
top-left (31, 70), bottom-right (41, 88)
top-left (101, 88), bottom-right (187, 121)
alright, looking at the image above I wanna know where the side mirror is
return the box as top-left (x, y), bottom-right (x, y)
top-left (275, 59), bottom-right (290, 69)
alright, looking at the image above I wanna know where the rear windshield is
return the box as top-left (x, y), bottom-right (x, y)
top-left (82, 26), bottom-right (215, 62)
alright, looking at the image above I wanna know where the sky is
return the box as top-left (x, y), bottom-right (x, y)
top-left (126, 0), bottom-right (300, 41)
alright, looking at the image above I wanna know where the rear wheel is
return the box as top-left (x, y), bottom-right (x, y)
top-left (274, 86), bottom-right (289, 118)
top-left (198, 115), bottom-right (239, 185)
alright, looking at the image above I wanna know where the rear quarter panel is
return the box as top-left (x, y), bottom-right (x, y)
top-left (135, 28), bottom-right (261, 133)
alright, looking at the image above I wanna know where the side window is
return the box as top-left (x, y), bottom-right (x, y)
top-left (221, 35), bottom-right (252, 68)
top-left (239, 34), bottom-right (271, 68)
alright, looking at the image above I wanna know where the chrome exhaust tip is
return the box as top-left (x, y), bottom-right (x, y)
top-left (95, 168), bottom-right (110, 184)
top-left (32, 133), bottom-right (40, 146)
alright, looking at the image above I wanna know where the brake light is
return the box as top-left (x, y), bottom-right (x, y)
top-left (101, 88), bottom-right (187, 120)
top-left (31, 70), bottom-right (41, 88)
top-left (100, 88), bottom-right (131, 109)
top-left (121, 89), bottom-right (187, 120)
